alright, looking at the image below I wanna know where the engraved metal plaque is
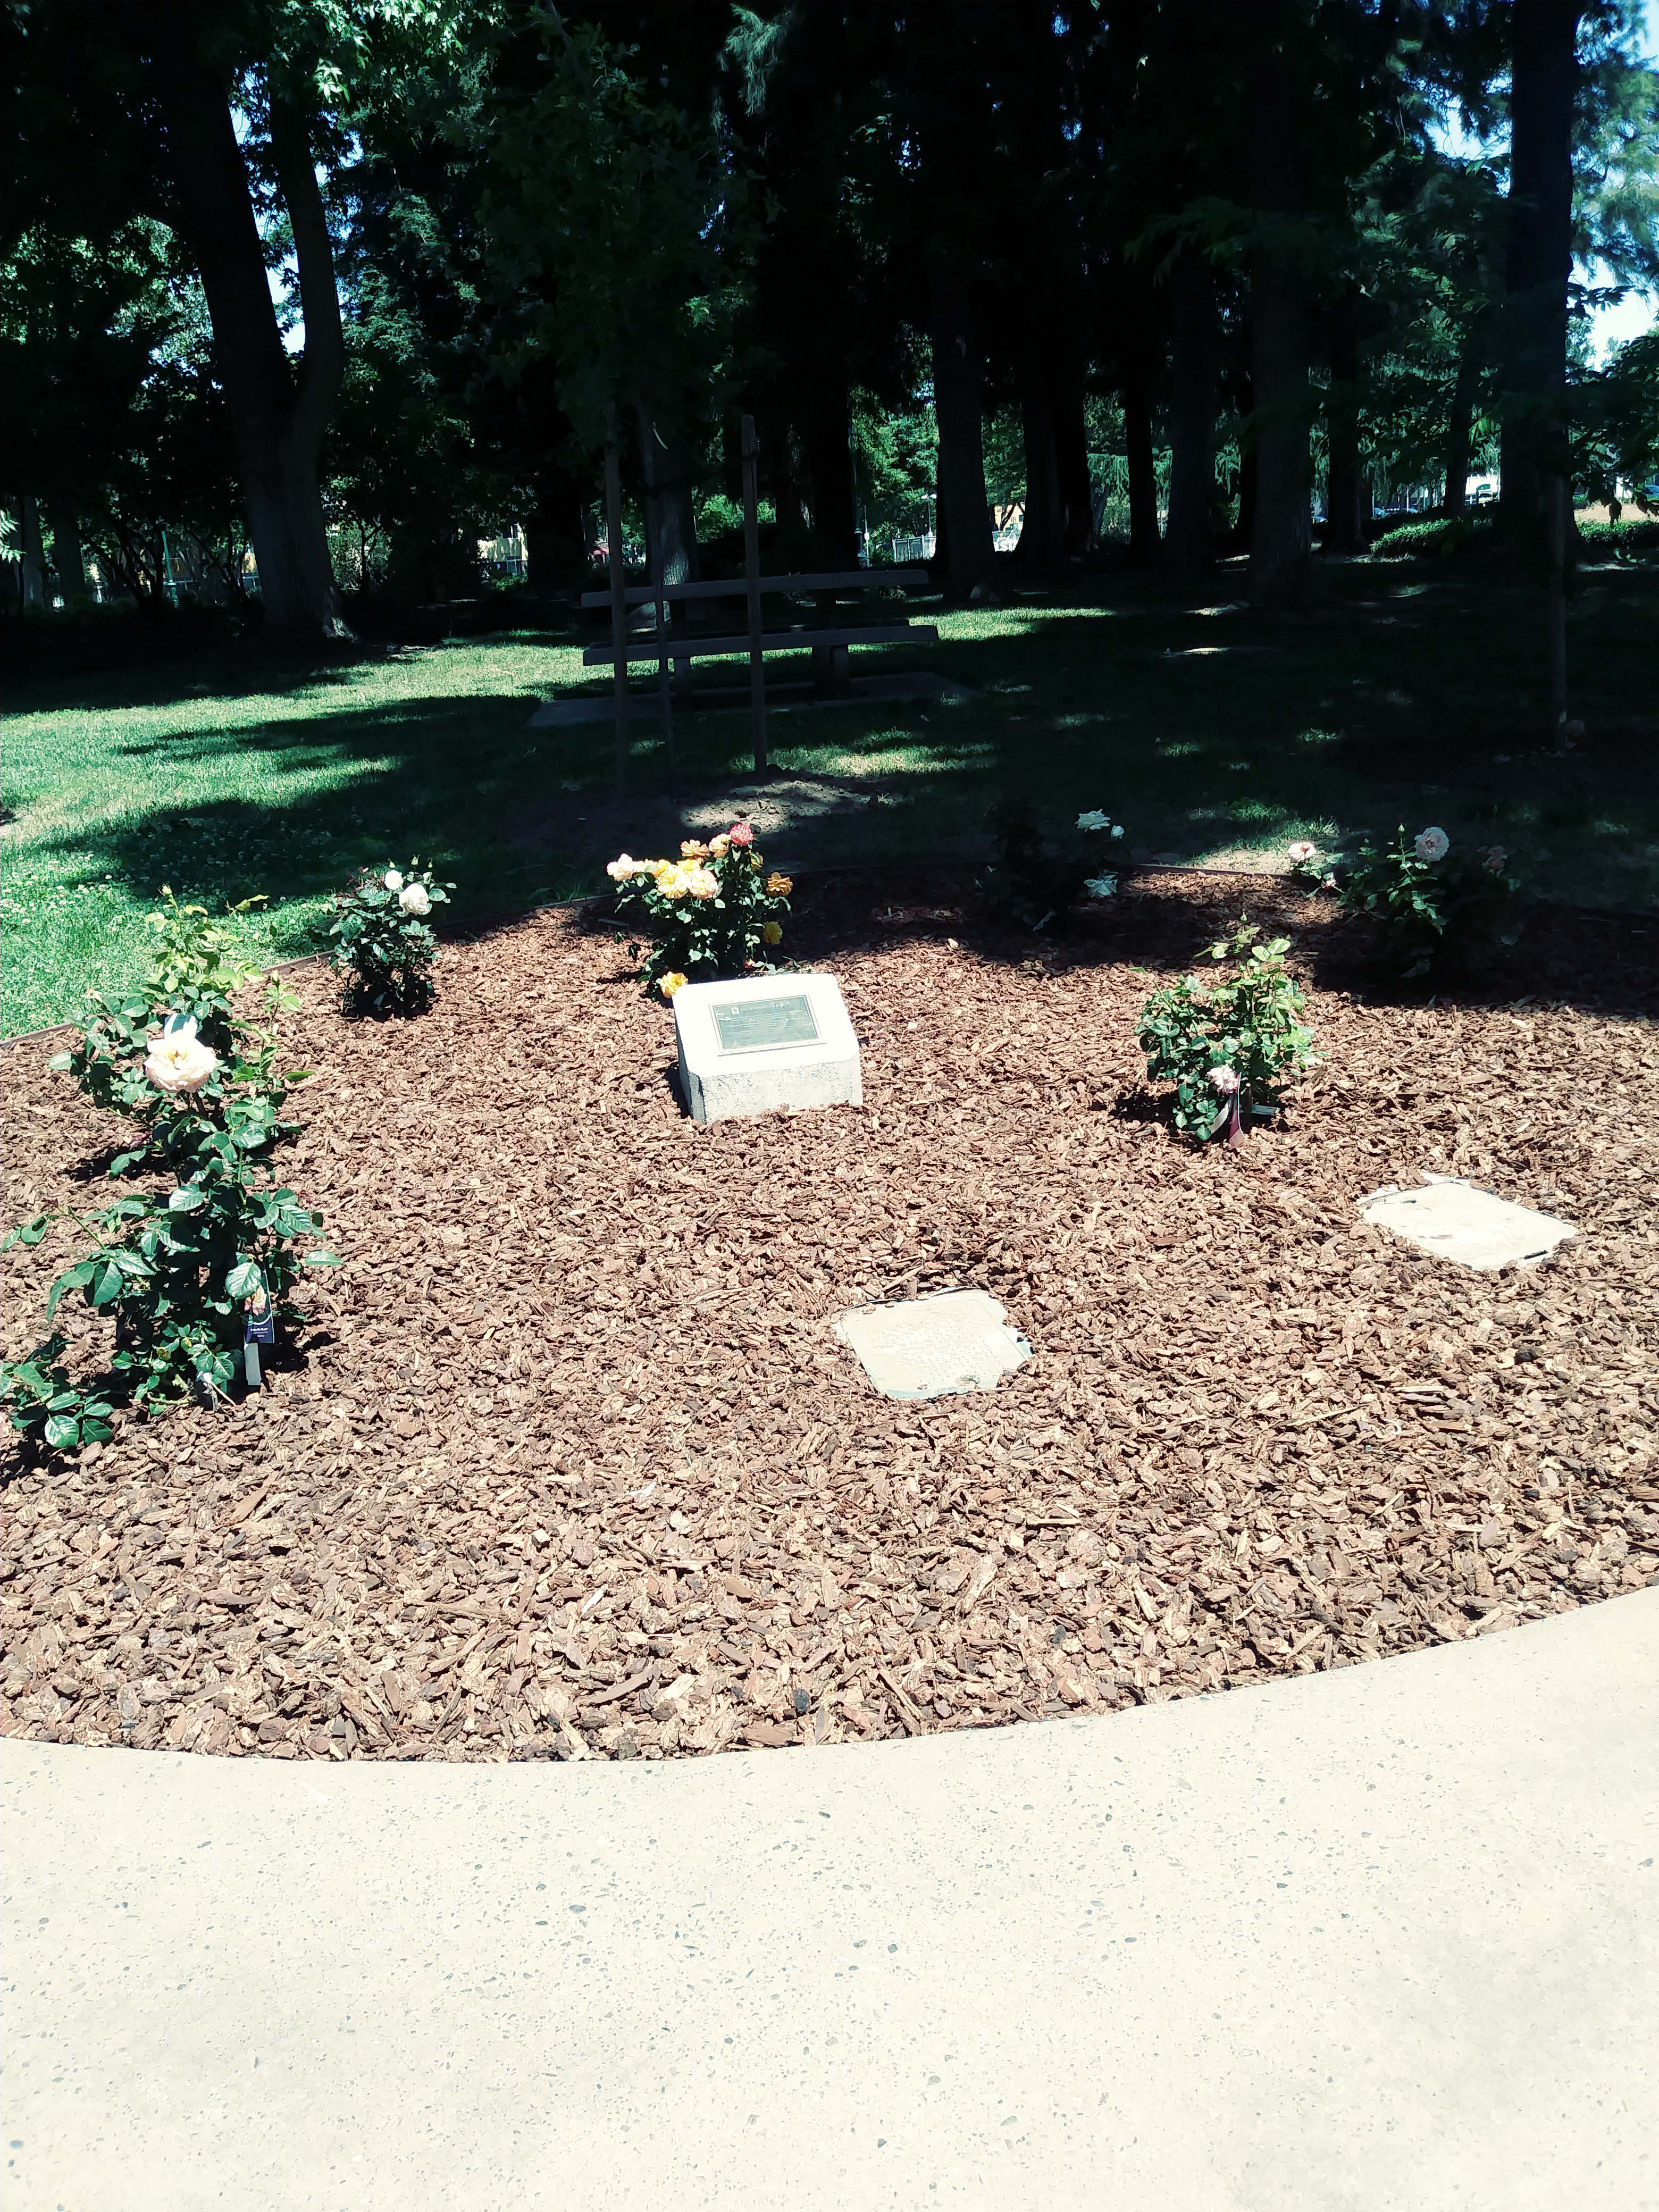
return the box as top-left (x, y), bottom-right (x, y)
top-left (711, 992), bottom-right (820, 1055)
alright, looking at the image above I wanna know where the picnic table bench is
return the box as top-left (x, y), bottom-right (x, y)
top-left (579, 567), bottom-right (936, 699)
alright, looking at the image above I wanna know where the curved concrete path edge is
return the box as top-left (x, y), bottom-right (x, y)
top-left (5, 1590), bottom-right (1657, 2212)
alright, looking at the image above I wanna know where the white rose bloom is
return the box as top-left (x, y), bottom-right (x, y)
top-left (606, 853), bottom-right (641, 881)
top-left (146, 1016), bottom-right (218, 1095)
top-left (1084, 873), bottom-right (1118, 899)
top-left (1287, 840), bottom-right (1318, 863)
top-left (1414, 826), bottom-right (1450, 862)
top-left (399, 882), bottom-right (432, 916)
top-left (1076, 809), bottom-right (1112, 833)
top-left (1209, 1065), bottom-right (1239, 1094)
top-left (1111, 823), bottom-right (1125, 838)
top-left (383, 869), bottom-right (404, 891)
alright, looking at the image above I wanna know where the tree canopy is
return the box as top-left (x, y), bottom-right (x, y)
top-left (4, 0), bottom-right (1655, 637)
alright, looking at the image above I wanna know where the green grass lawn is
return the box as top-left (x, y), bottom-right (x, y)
top-left (4, 557), bottom-right (1655, 1035)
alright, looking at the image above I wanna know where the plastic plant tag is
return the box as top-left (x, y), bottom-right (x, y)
top-left (244, 1274), bottom-right (276, 1345)
top-left (242, 1266), bottom-right (275, 1390)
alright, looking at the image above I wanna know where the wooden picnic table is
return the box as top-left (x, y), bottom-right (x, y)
top-left (579, 567), bottom-right (937, 700)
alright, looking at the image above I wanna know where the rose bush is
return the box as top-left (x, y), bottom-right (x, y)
top-left (1137, 922), bottom-right (1316, 1143)
top-left (608, 826), bottom-right (792, 998)
top-left (1291, 826), bottom-right (1519, 981)
top-left (329, 858), bottom-right (453, 1015)
top-left (977, 795), bottom-right (1128, 932)
top-left (2, 894), bottom-right (337, 1452)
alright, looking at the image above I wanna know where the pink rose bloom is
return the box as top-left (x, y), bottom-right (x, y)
top-left (727, 822), bottom-right (754, 846)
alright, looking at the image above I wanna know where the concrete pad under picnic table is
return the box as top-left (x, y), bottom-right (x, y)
top-left (5, 1589), bottom-right (1656, 2211)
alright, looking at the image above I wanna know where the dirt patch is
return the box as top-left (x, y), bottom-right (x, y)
top-left (4, 876), bottom-right (1656, 1765)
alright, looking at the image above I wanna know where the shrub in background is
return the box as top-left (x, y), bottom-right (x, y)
top-left (1368, 514), bottom-right (1486, 559)
top-left (329, 860), bottom-right (452, 1014)
top-left (1, 894), bottom-right (337, 1451)
top-left (1138, 922), bottom-right (1316, 1143)
top-left (976, 795), bottom-right (1126, 932)
top-left (607, 825), bottom-right (791, 998)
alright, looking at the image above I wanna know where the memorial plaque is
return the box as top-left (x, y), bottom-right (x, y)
top-left (672, 971), bottom-right (861, 1124)
top-left (835, 1289), bottom-right (1032, 1401)
top-left (1358, 1176), bottom-right (1577, 1272)
top-left (713, 992), bottom-right (820, 1055)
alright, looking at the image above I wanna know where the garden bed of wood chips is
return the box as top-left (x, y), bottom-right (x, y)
top-left (4, 873), bottom-right (1656, 1765)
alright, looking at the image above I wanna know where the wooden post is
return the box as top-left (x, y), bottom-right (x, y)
top-left (741, 412), bottom-right (768, 774)
top-left (1545, 469), bottom-right (1568, 742)
top-left (604, 435), bottom-right (629, 793)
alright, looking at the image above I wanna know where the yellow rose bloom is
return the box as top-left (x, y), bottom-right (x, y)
top-left (708, 834), bottom-right (731, 857)
top-left (684, 865), bottom-right (720, 900)
top-left (659, 867), bottom-right (691, 899)
top-left (660, 971), bottom-right (688, 998)
top-left (750, 855), bottom-right (762, 873)
top-left (766, 872), bottom-right (793, 896)
top-left (680, 840), bottom-right (711, 860)
top-left (762, 920), bottom-right (782, 946)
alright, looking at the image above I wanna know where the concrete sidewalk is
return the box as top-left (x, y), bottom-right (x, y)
top-left (5, 1590), bottom-right (1656, 2211)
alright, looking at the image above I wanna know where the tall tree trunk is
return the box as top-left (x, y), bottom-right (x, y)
top-left (524, 449), bottom-right (595, 589)
top-left (1323, 288), bottom-right (1365, 555)
top-left (1015, 338), bottom-right (1065, 573)
top-left (636, 409), bottom-right (699, 586)
top-left (144, 27), bottom-right (346, 643)
top-left (1443, 332), bottom-right (1479, 516)
top-left (1051, 343), bottom-right (1093, 559)
top-left (928, 264), bottom-right (998, 599)
top-left (1246, 31), bottom-right (1312, 606)
top-left (45, 496), bottom-right (87, 596)
top-left (760, 409), bottom-right (803, 540)
top-left (19, 496), bottom-right (46, 608)
top-left (1498, 0), bottom-right (1583, 549)
top-left (1164, 253), bottom-right (1218, 579)
top-left (1123, 332), bottom-right (1160, 567)
top-left (801, 380), bottom-right (858, 567)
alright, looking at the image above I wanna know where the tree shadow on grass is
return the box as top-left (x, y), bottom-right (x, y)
top-left (14, 560), bottom-right (1659, 1029)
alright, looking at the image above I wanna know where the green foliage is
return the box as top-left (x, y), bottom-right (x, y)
top-left (1576, 515), bottom-right (1659, 557)
top-left (1369, 514), bottom-right (1488, 558)
top-left (1138, 924), bottom-right (1316, 1144)
top-left (0, 1336), bottom-right (115, 1453)
top-left (1325, 824), bottom-right (1520, 982)
top-left (329, 858), bottom-right (452, 1015)
top-left (482, 15), bottom-right (736, 453)
top-left (1, 897), bottom-right (335, 1449)
top-left (976, 795), bottom-right (1125, 933)
top-left (851, 399), bottom-right (937, 545)
top-left (608, 830), bottom-right (791, 998)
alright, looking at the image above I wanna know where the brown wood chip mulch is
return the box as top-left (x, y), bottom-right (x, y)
top-left (4, 874), bottom-right (1656, 1766)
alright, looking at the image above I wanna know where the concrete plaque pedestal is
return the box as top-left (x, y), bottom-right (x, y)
top-left (674, 971), bottom-right (861, 1124)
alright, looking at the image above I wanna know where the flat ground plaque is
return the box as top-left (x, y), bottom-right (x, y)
top-left (674, 971), bottom-right (861, 1124)
top-left (1359, 1175), bottom-right (1577, 1272)
top-left (835, 1288), bottom-right (1032, 1401)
